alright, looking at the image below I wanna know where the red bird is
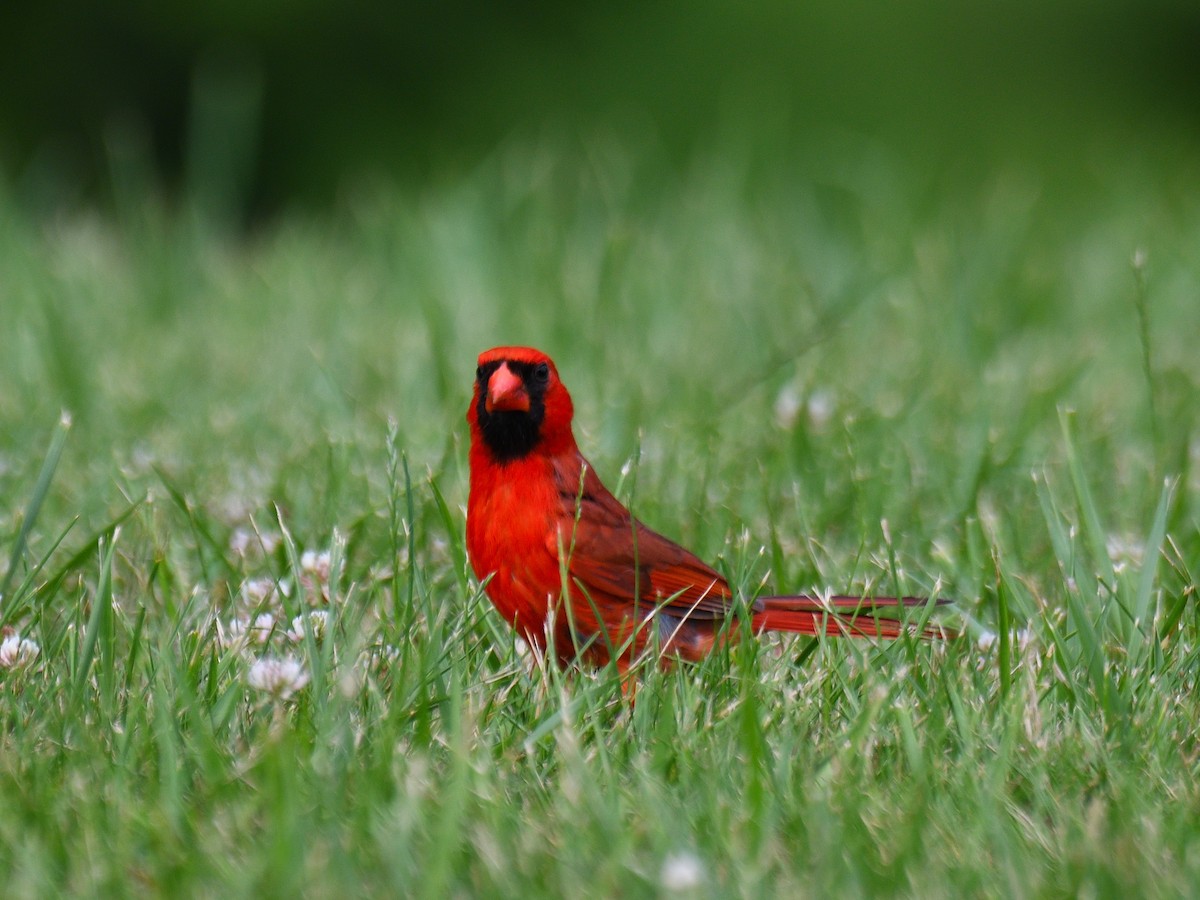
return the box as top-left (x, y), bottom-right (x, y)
top-left (466, 346), bottom-right (950, 674)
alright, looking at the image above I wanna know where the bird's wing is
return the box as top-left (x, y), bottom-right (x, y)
top-left (549, 456), bottom-right (735, 620)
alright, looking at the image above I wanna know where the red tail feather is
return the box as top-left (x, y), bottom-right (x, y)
top-left (751, 595), bottom-right (954, 640)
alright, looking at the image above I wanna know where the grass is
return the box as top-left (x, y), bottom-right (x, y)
top-left (1, 129), bottom-right (1199, 897)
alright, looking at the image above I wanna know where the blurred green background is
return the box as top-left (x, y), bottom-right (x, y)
top-left (3, 0), bottom-right (1197, 219)
top-left (2, 0), bottom-right (1198, 527)
top-left (3, 7), bottom-right (1200, 894)
top-left (2, 0), bottom-right (1199, 529)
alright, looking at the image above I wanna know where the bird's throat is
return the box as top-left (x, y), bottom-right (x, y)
top-left (477, 405), bottom-right (543, 462)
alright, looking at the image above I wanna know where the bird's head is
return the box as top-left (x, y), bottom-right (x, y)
top-left (468, 346), bottom-right (576, 462)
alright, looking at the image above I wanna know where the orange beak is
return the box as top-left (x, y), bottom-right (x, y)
top-left (485, 363), bottom-right (530, 413)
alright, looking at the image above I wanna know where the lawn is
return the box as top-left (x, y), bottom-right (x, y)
top-left (1, 130), bottom-right (1199, 896)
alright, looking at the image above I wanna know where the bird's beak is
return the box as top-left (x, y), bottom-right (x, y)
top-left (485, 363), bottom-right (530, 413)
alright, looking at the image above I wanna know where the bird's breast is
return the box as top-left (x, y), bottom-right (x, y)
top-left (466, 456), bottom-right (563, 634)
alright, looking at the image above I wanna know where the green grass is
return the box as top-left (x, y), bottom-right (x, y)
top-left (1, 130), bottom-right (1199, 897)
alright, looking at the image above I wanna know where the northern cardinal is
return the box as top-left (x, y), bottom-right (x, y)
top-left (466, 346), bottom-right (951, 673)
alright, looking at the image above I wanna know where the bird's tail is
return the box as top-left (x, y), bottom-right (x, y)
top-left (750, 595), bottom-right (955, 640)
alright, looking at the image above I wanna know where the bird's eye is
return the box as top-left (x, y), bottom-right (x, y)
top-left (476, 366), bottom-right (485, 382)
top-left (533, 362), bottom-right (550, 384)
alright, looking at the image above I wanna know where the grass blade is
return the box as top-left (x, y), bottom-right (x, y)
top-left (75, 529), bottom-right (119, 700)
top-left (1129, 477), bottom-right (1176, 664)
top-left (1, 412), bottom-right (71, 608)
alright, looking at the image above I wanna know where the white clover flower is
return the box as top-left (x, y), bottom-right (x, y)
top-left (773, 383), bottom-right (803, 429)
top-left (242, 577), bottom-right (281, 607)
top-left (216, 617), bottom-right (249, 650)
top-left (230, 527), bottom-right (282, 557)
top-left (287, 610), bottom-right (329, 643)
top-left (298, 550), bottom-right (333, 605)
top-left (301, 550), bottom-right (332, 584)
top-left (229, 527), bottom-right (254, 556)
top-left (249, 613), bottom-right (276, 644)
top-left (221, 613), bottom-right (276, 649)
top-left (660, 851), bottom-right (705, 892)
top-left (0, 634), bottom-right (40, 669)
top-left (247, 656), bottom-right (310, 699)
top-left (807, 388), bottom-right (835, 430)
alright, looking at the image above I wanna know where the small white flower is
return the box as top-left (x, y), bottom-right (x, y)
top-left (287, 610), bottom-right (329, 643)
top-left (247, 656), bottom-right (310, 699)
top-left (220, 613), bottom-right (276, 649)
top-left (0, 634), bottom-right (40, 669)
top-left (242, 577), bottom-right (281, 607)
top-left (249, 613), bottom-right (276, 644)
top-left (230, 527), bottom-right (282, 557)
top-left (773, 383), bottom-right (803, 429)
top-left (660, 851), bottom-right (705, 892)
top-left (807, 388), bottom-right (835, 429)
top-left (301, 550), bottom-right (332, 584)
top-left (299, 550), bottom-right (334, 604)
top-left (977, 630), bottom-right (997, 650)
top-left (229, 527), bottom-right (254, 556)
top-left (216, 617), bottom-right (249, 650)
